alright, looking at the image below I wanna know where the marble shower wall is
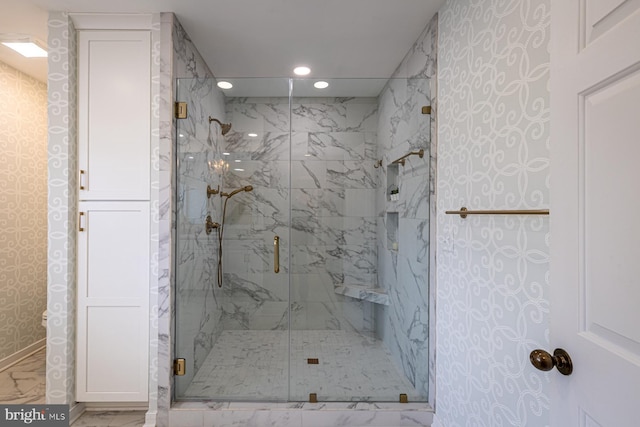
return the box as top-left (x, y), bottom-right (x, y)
top-left (222, 95), bottom-right (378, 332)
top-left (374, 15), bottom-right (438, 401)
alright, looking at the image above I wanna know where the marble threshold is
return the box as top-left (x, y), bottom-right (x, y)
top-left (170, 401), bottom-right (433, 427)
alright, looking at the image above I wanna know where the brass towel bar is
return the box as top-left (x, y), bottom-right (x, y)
top-left (392, 149), bottom-right (424, 166)
top-left (446, 207), bottom-right (550, 219)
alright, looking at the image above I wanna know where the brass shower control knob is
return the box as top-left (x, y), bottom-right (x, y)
top-left (530, 348), bottom-right (573, 375)
top-left (205, 215), bottom-right (220, 235)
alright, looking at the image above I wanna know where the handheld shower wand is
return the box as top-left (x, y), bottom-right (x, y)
top-left (214, 185), bottom-right (254, 287)
top-left (221, 185), bottom-right (253, 198)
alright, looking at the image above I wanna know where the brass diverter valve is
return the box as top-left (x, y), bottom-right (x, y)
top-left (205, 215), bottom-right (220, 235)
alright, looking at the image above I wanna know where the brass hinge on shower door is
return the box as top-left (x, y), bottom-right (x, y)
top-left (174, 102), bottom-right (187, 119)
top-left (173, 358), bottom-right (186, 376)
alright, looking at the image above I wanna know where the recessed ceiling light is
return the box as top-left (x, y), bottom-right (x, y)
top-left (235, 159), bottom-right (242, 163)
top-left (247, 133), bottom-right (258, 138)
top-left (234, 168), bottom-right (245, 172)
top-left (293, 66), bottom-right (311, 76)
top-left (222, 152), bottom-right (230, 156)
top-left (217, 81), bottom-right (233, 90)
top-left (2, 40), bottom-right (47, 57)
top-left (314, 81), bottom-right (329, 89)
top-left (304, 154), bottom-right (312, 157)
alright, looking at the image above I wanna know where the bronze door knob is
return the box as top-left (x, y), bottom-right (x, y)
top-left (530, 348), bottom-right (573, 375)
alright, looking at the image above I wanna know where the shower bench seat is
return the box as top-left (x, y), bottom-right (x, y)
top-left (334, 284), bottom-right (390, 305)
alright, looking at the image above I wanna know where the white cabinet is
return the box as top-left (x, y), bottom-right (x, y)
top-left (76, 27), bottom-right (151, 403)
top-left (76, 202), bottom-right (149, 401)
top-left (78, 31), bottom-right (150, 201)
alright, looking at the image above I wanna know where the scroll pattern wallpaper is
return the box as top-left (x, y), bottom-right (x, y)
top-left (46, 11), bottom-right (78, 405)
top-left (0, 61), bottom-right (47, 361)
top-left (435, 0), bottom-right (551, 426)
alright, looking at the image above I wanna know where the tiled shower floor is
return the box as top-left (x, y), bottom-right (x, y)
top-left (183, 330), bottom-right (424, 402)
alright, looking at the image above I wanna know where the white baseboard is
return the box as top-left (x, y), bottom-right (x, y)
top-left (69, 402), bottom-right (86, 426)
top-left (0, 338), bottom-right (46, 372)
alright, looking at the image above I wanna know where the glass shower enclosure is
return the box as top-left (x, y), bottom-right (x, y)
top-left (174, 77), bottom-right (431, 403)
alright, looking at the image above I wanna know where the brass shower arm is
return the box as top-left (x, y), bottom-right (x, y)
top-left (392, 149), bottom-right (424, 166)
top-left (208, 116), bottom-right (232, 135)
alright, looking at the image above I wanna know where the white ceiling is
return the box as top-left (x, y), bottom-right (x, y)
top-left (1, 0), bottom-right (445, 91)
top-left (0, 0), bottom-right (49, 82)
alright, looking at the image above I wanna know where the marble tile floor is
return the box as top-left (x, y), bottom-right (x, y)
top-left (71, 411), bottom-right (146, 426)
top-left (183, 330), bottom-right (425, 403)
top-left (0, 349), bottom-right (144, 426)
top-left (0, 347), bottom-right (46, 404)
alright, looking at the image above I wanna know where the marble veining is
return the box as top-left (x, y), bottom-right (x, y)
top-left (183, 330), bottom-right (423, 402)
top-left (71, 411), bottom-right (146, 427)
top-left (0, 348), bottom-right (45, 404)
top-left (375, 24), bottom-right (435, 400)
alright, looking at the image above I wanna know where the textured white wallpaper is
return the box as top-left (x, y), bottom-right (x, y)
top-left (0, 61), bottom-right (48, 361)
top-left (435, 0), bottom-right (551, 426)
top-left (46, 11), bottom-right (78, 405)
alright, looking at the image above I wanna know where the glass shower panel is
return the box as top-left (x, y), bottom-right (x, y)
top-left (174, 76), bottom-right (431, 403)
top-left (174, 78), bottom-right (291, 401)
top-left (289, 78), bottom-right (431, 402)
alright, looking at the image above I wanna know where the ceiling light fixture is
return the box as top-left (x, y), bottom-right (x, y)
top-left (222, 152), bottom-right (230, 156)
top-left (247, 133), bottom-right (258, 138)
top-left (1, 37), bottom-right (47, 58)
top-left (293, 66), bottom-right (311, 76)
top-left (314, 81), bottom-right (329, 89)
top-left (217, 81), bottom-right (233, 89)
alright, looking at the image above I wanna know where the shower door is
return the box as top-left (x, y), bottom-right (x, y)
top-left (174, 77), bottom-right (292, 401)
top-left (287, 77), bottom-right (431, 403)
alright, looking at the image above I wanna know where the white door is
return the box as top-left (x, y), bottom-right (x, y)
top-left (76, 201), bottom-right (149, 401)
top-left (550, 1), bottom-right (640, 426)
top-left (78, 31), bottom-right (150, 201)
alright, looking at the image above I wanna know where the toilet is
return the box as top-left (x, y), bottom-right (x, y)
top-left (42, 310), bottom-right (47, 328)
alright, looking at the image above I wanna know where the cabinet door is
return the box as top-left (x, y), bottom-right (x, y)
top-left (78, 31), bottom-right (150, 200)
top-left (77, 201), bottom-right (149, 402)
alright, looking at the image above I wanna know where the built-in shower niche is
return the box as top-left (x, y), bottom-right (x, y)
top-left (385, 162), bottom-right (400, 252)
top-left (386, 212), bottom-right (399, 252)
top-left (386, 163), bottom-right (400, 204)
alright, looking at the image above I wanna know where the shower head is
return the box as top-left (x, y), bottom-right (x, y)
top-left (222, 185), bottom-right (253, 199)
top-left (209, 116), bottom-right (232, 135)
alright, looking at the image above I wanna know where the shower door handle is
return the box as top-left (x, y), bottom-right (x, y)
top-left (274, 236), bottom-right (280, 273)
